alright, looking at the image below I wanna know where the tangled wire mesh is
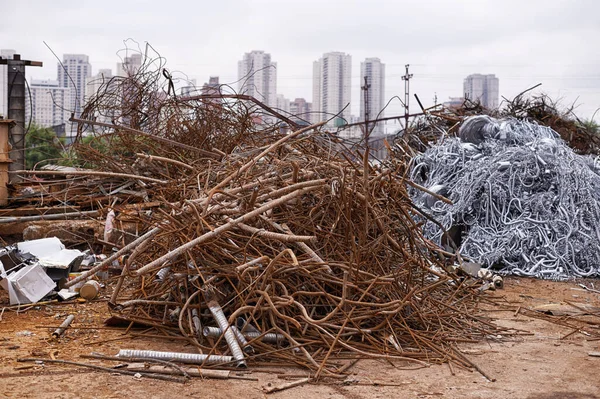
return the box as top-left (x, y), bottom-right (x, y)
top-left (410, 116), bottom-right (600, 279)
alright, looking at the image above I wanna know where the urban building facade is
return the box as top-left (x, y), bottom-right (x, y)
top-left (360, 57), bottom-right (386, 136)
top-left (26, 79), bottom-right (69, 129)
top-left (0, 49), bottom-right (16, 117)
top-left (180, 79), bottom-right (198, 97)
top-left (237, 51), bottom-right (277, 108)
top-left (200, 76), bottom-right (222, 107)
top-left (289, 98), bottom-right (312, 123)
top-left (463, 74), bottom-right (499, 109)
top-left (276, 94), bottom-right (290, 115)
top-left (312, 52), bottom-right (352, 127)
top-left (443, 97), bottom-right (465, 109)
top-left (57, 54), bottom-right (91, 118)
top-left (117, 53), bottom-right (143, 77)
top-left (201, 76), bottom-right (220, 96)
top-left (85, 68), bottom-right (113, 102)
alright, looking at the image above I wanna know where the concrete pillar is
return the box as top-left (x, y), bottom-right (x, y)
top-left (0, 118), bottom-right (14, 205)
top-left (7, 55), bottom-right (26, 174)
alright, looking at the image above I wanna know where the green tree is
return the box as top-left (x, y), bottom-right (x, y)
top-left (25, 124), bottom-right (65, 169)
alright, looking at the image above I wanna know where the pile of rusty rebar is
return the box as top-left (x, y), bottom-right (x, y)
top-left (95, 125), bottom-right (504, 376)
top-left (10, 50), bottom-right (510, 377)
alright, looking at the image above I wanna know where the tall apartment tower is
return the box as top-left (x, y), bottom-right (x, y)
top-left (312, 52), bottom-right (352, 127)
top-left (0, 49), bottom-right (16, 117)
top-left (360, 58), bottom-right (386, 136)
top-left (463, 74), bottom-right (499, 109)
top-left (117, 53), bottom-right (143, 77)
top-left (57, 54), bottom-right (91, 118)
top-left (85, 68), bottom-right (113, 102)
top-left (237, 51), bottom-right (277, 108)
top-left (26, 80), bottom-right (70, 128)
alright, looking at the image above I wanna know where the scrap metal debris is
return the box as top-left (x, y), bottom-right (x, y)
top-left (410, 116), bottom-right (600, 279)
top-left (0, 52), bottom-right (508, 378)
top-left (0, 50), bottom-right (514, 379)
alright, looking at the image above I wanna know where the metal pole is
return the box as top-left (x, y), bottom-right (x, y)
top-left (401, 64), bottom-right (413, 130)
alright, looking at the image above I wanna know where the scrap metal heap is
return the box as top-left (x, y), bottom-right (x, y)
top-left (408, 115), bottom-right (600, 279)
top-left (24, 54), bottom-right (507, 375)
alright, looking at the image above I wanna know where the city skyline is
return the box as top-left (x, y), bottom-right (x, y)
top-left (3, 46), bottom-right (509, 132)
top-left (2, 0), bottom-right (597, 123)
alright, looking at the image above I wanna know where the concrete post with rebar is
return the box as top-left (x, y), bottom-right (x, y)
top-left (0, 54), bottom-right (42, 178)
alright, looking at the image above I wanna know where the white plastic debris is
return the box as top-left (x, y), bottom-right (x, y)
top-left (0, 262), bottom-right (56, 305)
top-left (104, 209), bottom-right (115, 243)
top-left (57, 288), bottom-right (79, 300)
top-left (17, 237), bottom-right (83, 269)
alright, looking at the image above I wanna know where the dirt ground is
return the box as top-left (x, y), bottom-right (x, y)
top-left (1, 277), bottom-right (599, 399)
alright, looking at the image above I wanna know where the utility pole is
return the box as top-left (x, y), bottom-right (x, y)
top-left (359, 76), bottom-right (371, 246)
top-left (0, 54), bottom-right (43, 175)
top-left (361, 75), bottom-right (371, 140)
top-left (401, 64), bottom-right (413, 130)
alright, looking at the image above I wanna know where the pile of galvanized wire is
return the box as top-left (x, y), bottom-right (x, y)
top-left (40, 50), bottom-right (509, 377)
top-left (410, 115), bottom-right (600, 279)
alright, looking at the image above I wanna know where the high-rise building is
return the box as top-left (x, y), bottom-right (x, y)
top-left (57, 54), bottom-right (91, 118)
top-left (237, 51), bottom-right (277, 108)
top-left (180, 79), bottom-right (198, 97)
top-left (116, 53), bottom-right (143, 77)
top-left (276, 94), bottom-right (290, 115)
top-left (201, 76), bottom-right (220, 97)
top-left (443, 97), bottom-right (465, 109)
top-left (360, 58), bottom-right (386, 136)
top-left (312, 52), bottom-right (352, 127)
top-left (463, 74), bottom-right (499, 109)
top-left (198, 76), bottom-right (222, 107)
top-left (0, 49), bottom-right (16, 117)
top-left (290, 98), bottom-right (312, 123)
top-left (26, 80), bottom-right (69, 129)
top-left (85, 69), bottom-right (113, 102)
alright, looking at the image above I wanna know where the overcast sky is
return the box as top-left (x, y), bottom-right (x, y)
top-left (2, 0), bottom-right (599, 126)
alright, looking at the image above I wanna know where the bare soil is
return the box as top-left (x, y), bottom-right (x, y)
top-left (1, 277), bottom-right (599, 399)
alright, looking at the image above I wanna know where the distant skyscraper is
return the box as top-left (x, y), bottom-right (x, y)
top-left (360, 58), bottom-right (386, 136)
top-left (0, 49), bottom-right (16, 117)
top-left (26, 80), bottom-right (69, 129)
top-left (116, 53), bottom-right (143, 77)
top-left (276, 94), bottom-right (290, 115)
top-left (198, 76), bottom-right (222, 107)
top-left (180, 79), bottom-right (198, 97)
top-left (85, 69), bottom-right (113, 102)
top-left (463, 74), bottom-right (499, 109)
top-left (312, 52), bottom-right (352, 127)
top-left (57, 54), bottom-right (91, 118)
top-left (443, 97), bottom-right (465, 109)
top-left (237, 51), bottom-right (277, 108)
top-left (290, 98), bottom-right (312, 123)
top-left (201, 76), bottom-right (220, 97)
